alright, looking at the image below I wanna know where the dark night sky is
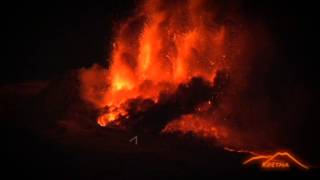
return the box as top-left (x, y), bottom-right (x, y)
top-left (2, 1), bottom-right (320, 178)
top-left (3, 1), bottom-right (136, 84)
top-left (3, 1), bottom-right (319, 145)
top-left (3, 0), bottom-right (318, 85)
top-left (3, 1), bottom-right (319, 129)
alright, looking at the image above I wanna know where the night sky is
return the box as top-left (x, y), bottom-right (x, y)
top-left (2, 0), bottom-right (320, 178)
top-left (3, 0), bottom-right (319, 153)
top-left (4, 1), bottom-right (136, 84)
top-left (3, 1), bottom-right (318, 85)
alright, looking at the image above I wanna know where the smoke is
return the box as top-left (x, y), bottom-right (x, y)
top-left (77, 0), bottom-right (314, 154)
top-left (77, 0), bottom-right (265, 149)
top-left (117, 71), bottom-right (228, 133)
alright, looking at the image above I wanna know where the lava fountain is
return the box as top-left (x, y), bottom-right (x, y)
top-left (79, 0), bottom-right (260, 149)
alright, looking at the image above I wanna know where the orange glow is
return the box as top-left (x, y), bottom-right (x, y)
top-left (163, 114), bottom-right (229, 140)
top-left (79, 0), bottom-right (241, 127)
top-left (97, 107), bottom-right (128, 127)
top-left (243, 152), bottom-right (309, 170)
top-left (97, 113), bottom-right (117, 127)
top-left (76, 2), bottom-right (316, 170)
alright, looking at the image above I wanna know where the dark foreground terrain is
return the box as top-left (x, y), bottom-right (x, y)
top-left (2, 79), bottom-right (319, 179)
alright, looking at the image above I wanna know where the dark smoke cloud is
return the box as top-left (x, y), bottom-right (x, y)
top-left (107, 71), bottom-right (229, 133)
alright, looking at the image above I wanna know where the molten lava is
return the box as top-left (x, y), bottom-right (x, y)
top-left (163, 114), bottom-right (229, 140)
top-left (76, 0), bottom-right (314, 172)
top-left (80, 0), bottom-right (241, 127)
top-left (80, 0), bottom-right (252, 148)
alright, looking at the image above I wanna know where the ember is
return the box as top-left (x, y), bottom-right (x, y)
top-left (79, 0), bottom-right (248, 142)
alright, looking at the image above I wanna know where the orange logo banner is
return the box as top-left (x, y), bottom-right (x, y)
top-left (243, 152), bottom-right (309, 170)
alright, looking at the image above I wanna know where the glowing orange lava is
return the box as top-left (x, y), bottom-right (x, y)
top-left (163, 114), bottom-right (229, 140)
top-left (80, 0), bottom-right (243, 128)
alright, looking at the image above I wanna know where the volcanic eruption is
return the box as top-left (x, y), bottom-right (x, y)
top-left (4, 0), bottom-right (318, 178)
top-left (78, 0), bottom-right (257, 149)
top-left (69, 0), bottom-right (315, 173)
